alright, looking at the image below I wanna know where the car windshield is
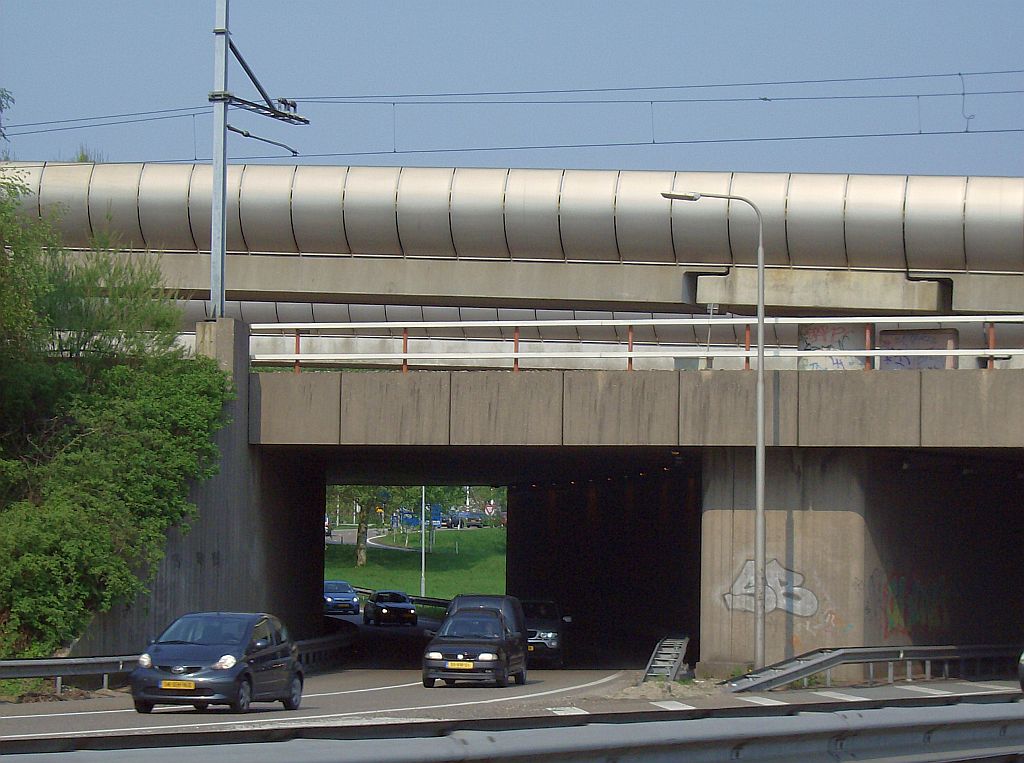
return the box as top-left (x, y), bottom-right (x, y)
top-left (377, 592), bottom-right (409, 603)
top-left (439, 614), bottom-right (502, 639)
top-left (158, 614), bottom-right (249, 646)
top-left (522, 601), bottom-right (557, 619)
top-left (324, 582), bottom-right (354, 593)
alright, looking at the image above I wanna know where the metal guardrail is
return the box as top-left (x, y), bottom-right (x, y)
top-left (726, 643), bottom-right (1021, 692)
top-left (249, 314), bottom-right (1024, 371)
top-left (0, 631), bottom-right (357, 692)
top-left (5, 700), bottom-right (1024, 760)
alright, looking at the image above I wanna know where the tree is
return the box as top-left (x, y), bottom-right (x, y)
top-left (0, 171), bottom-right (232, 658)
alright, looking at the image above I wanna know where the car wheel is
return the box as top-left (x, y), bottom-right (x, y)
top-left (353, 605), bottom-right (360, 615)
top-left (281, 673), bottom-right (303, 711)
top-left (423, 675), bottom-right (435, 688)
top-left (193, 702), bottom-right (209, 712)
top-left (230, 678), bottom-right (252, 713)
top-left (133, 699), bottom-right (154, 714)
top-left (363, 612), bottom-right (370, 625)
top-left (514, 666), bottom-right (527, 685)
top-left (375, 616), bottom-right (381, 626)
top-left (411, 617), bottom-right (418, 627)
top-left (495, 666), bottom-right (508, 688)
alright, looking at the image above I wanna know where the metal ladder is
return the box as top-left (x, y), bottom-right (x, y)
top-left (643, 637), bottom-right (690, 682)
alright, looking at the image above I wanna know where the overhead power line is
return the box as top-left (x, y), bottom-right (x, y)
top-left (287, 67), bottom-right (1024, 101)
top-left (149, 126), bottom-right (1024, 164)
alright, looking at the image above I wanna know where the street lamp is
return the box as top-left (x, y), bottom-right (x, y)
top-left (662, 190), bottom-right (767, 669)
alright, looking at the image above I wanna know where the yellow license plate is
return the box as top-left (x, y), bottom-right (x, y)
top-left (446, 661), bottom-right (474, 669)
top-left (160, 679), bottom-right (195, 690)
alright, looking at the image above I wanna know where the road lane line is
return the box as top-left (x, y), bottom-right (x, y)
top-left (737, 695), bottom-right (788, 706)
top-left (813, 691), bottom-right (866, 702)
top-left (304, 681), bottom-right (421, 699)
top-left (0, 671), bottom-right (625, 740)
top-left (964, 682), bottom-right (1016, 692)
top-left (548, 707), bottom-right (589, 715)
top-left (0, 682), bottom-right (424, 721)
top-left (651, 701), bottom-right (695, 710)
top-left (894, 685), bottom-right (953, 696)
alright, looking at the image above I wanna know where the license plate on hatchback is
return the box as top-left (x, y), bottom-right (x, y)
top-left (446, 661), bottom-right (474, 669)
top-left (160, 679), bottom-right (195, 690)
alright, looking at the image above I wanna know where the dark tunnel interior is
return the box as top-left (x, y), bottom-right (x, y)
top-left (315, 445), bottom-right (704, 669)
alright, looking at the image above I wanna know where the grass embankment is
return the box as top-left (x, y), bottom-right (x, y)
top-left (323, 527), bottom-right (506, 604)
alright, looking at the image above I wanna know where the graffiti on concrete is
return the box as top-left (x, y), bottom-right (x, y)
top-left (724, 559), bottom-right (819, 617)
top-left (798, 323), bottom-right (866, 371)
top-left (870, 570), bottom-right (951, 639)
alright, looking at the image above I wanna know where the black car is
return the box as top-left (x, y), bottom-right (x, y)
top-left (363, 590), bottom-right (418, 626)
top-left (129, 611), bottom-right (303, 714)
top-left (422, 607), bottom-right (527, 688)
top-left (323, 580), bottom-right (360, 614)
top-left (521, 599), bottom-right (571, 668)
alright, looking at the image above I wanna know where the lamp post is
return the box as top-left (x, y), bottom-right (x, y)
top-left (662, 190), bottom-right (767, 670)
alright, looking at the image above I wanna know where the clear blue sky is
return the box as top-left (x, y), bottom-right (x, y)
top-left (2, 1), bottom-right (1022, 175)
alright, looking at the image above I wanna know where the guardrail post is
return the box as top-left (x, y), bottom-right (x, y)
top-left (906, 660), bottom-right (912, 681)
top-left (627, 325), bottom-right (634, 371)
top-left (402, 328), bottom-right (409, 374)
top-left (888, 661), bottom-right (894, 684)
top-left (55, 676), bottom-right (62, 694)
top-left (868, 662), bottom-right (875, 685)
top-left (293, 330), bottom-right (301, 374)
top-left (513, 326), bottom-right (520, 373)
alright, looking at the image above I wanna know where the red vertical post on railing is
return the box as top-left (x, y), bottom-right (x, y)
top-left (293, 330), bottom-right (301, 374)
top-left (513, 326), bottom-right (520, 373)
top-left (865, 324), bottom-right (874, 371)
top-left (987, 322), bottom-right (996, 370)
top-left (402, 328), bottom-right (409, 374)
top-left (627, 325), bottom-right (634, 371)
top-left (744, 324), bottom-right (751, 370)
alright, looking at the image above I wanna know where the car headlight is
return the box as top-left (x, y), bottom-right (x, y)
top-left (381, 607), bottom-right (389, 614)
top-left (477, 652), bottom-right (498, 661)
top-left (138, 653), bottom-right (152, 669)
top-left (325, 597), bottom-right (334, 603)
top-left (536, 631), bottom-right (557, 640)
top-left (410, 608), bottom-right (416, 614)
top-left (426, 651), bottom-right (443, 659)
top-left (212, 654), bottom-right (237, 670)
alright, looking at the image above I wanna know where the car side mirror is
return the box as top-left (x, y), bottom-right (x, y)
top-left (563, 616), bottom-right (572, 624)
top-left (248, 638), bottom-right (269, 653)
top-left (423, 629), bottom-right (436, 638)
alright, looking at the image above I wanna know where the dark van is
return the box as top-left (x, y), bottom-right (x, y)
top-left (444, 594), bottom-right (527, 653)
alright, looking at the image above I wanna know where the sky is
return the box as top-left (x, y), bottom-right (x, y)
top-left (2, 1), bottom-right (1023, 176)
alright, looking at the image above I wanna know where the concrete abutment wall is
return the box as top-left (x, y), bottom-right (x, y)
top-left (74, 320), bottom-right (324, 656)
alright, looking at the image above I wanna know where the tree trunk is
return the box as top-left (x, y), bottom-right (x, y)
top-left (355, 502), bottom-right (369, 567)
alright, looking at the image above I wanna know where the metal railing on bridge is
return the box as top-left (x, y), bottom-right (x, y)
top-left (249, 314), bottom-right (1024, 372)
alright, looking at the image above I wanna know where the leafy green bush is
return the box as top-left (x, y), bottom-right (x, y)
top-left (0, 358), bottom-right (230, 657)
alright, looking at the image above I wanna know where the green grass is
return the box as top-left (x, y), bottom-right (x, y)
top-left (324, 527), bottom-right (506, 600)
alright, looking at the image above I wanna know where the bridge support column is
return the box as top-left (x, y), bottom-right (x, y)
top-left (698, 447), bottom-right (871, 677)
top-left (73, 319), bottom-right (325, 656)
top-left (698, 446), bottom-right (1024, 678)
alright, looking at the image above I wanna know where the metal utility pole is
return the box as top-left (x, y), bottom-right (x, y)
top-left (208, 0), bottom-right (308, 319)
top-left (420, 486), bottom-right (427, 597)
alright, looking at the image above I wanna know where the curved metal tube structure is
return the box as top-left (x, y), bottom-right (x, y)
top-left (5, 161), bottom-right (1024, 274)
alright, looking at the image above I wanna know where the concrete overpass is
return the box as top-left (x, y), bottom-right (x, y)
top-left (11, 161), bottom-right (1022, 674)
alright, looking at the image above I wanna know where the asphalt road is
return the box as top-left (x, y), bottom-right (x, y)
top-left (1, 612), bottom-right (1019, 744)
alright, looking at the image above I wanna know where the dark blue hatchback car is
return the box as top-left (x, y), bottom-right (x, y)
top-left (129, 611), bottom-right (303, 714)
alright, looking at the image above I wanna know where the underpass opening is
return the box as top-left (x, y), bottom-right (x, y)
top-left (313, 445), bottom-right (703, 671)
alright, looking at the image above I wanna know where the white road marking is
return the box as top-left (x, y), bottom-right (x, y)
top-left (737, 695), bottom-right (788, 706)
top-left (965, 682), bottom-right (1016, 692)
top-left (895, 685), bottom-right (953, 696)
top-left (305, 681), bottom-right (422, 699)
top-left (0, 681), bottom-right (423, 721)
top-left (813, 690), bottom-right (865, 702)
top-left (651, 700), bottom-right (695, 710)
top-left (548, 706), bottom-right (589, 715)
top-left (0, 671), bottom-right (625, 740)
